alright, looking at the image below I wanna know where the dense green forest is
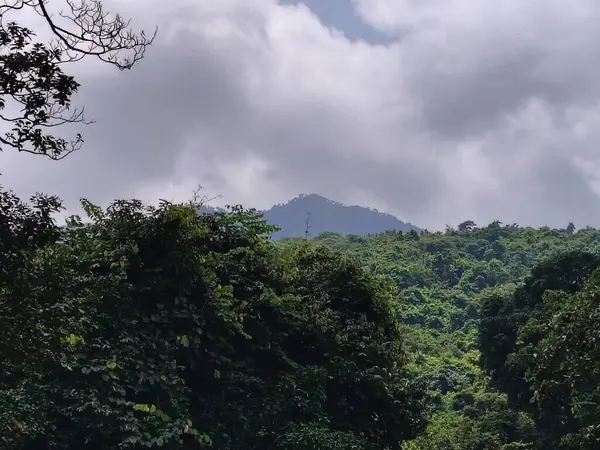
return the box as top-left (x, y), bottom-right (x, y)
top-left (3, 188), bottom-right (600, 449)
top-left (0, 192), bottom-right (428, 449)
top-left (3, 0), bottom-right (600, 448)
top-left (276, 222), bottom-right (600, 450)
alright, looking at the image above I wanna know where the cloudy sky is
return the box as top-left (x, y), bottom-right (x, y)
top-left (2, 0), bottom-right (600, 230)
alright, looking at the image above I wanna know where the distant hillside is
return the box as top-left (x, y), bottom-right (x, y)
top-left (261, 194), bottom-right (419, 239)
top-left (199, 194), bottom-right (419, 239)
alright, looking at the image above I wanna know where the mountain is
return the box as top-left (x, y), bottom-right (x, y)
top-left (199, 194), bottom-right (419, 239)
top-left (261, 194), bottom-right (419, 239)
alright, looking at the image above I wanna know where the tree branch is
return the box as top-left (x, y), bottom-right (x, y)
top-left (0, 0), bottom-right (156, 160)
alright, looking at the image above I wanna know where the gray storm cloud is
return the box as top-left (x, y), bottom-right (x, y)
top-left (1, 0), bottom-right (600, 230)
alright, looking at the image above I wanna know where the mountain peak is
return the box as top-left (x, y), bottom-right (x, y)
top-left (262, 194), bottom-right (419, 239)
top-left (198, 194), bottom-right (419, 239)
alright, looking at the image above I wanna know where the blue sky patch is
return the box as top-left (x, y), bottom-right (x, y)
top-left (279, 0), bottom-right (394, 45)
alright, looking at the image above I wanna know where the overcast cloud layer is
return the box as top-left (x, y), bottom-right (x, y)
top-left (2, 0), bottom-right (600, 230)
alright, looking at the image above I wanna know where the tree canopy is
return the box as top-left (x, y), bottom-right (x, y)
top-left (277, 224), bottom-right (600, 450)
top-left (0, 189), bottom-right (427, 449)
top-left (4, 185), bottom-right (600, 449)
top-left (479, 251), bottom-right (600, 449)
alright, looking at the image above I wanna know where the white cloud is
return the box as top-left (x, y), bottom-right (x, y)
top-left (1, 0), bottom-right (600, 229)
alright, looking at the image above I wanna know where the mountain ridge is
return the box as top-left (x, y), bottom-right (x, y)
top-left (200, 193), bottom-right (419, 239)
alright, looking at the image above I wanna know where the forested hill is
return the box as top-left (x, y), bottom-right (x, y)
top-left (5, 187), bottom-right (600, 449)
top-left (201, 193), bottom-right (419, 239)
top-left (277, 222), bottom-right (600, 449)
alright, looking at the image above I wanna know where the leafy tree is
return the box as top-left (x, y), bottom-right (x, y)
top-left (0, 0), bottom-right (155, 159)
top-left (6, 182), bottom-right (600, 450)
top-left (479, 251), bottom-right (600, 448)
top-left (286, 221), bottom-right (600, 450)
top-left (0, 190), bottom-right (426, 449)
top-left (0, 196), bottom-right (210, 448)
top-left (522, 269), bottom-right (600, 449)
top-left (458, 221), bottom-right (476, 232)
top-left (408, 392), bottom-right (534, 450)
top-left (270, 243), bottom-right (428, 448)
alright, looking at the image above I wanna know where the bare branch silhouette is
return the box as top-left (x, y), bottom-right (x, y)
top-left (0, 0), bottom-right (156, 160)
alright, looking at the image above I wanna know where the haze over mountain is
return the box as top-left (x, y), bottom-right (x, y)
top-left (201, 194), bottom-right (419, 239)
top-left (263, 194), bottom-right (419, 239)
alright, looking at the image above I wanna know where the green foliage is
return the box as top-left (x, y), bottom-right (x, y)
top-left (280, 223), bottom-right (600, 450)
top-left (529, 281), bottom-right (600, 449)
top-left (0, 189), bottom-right (425, 449)
top-left (479, 251), bottom-right (600, 448)
top-left (479, 251), bottom-right (600, 408)
top-left (4, 184), bottom-right (600, 450)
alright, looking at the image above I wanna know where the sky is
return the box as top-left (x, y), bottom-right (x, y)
top-left (2, 0), bottom-right (600, 230)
